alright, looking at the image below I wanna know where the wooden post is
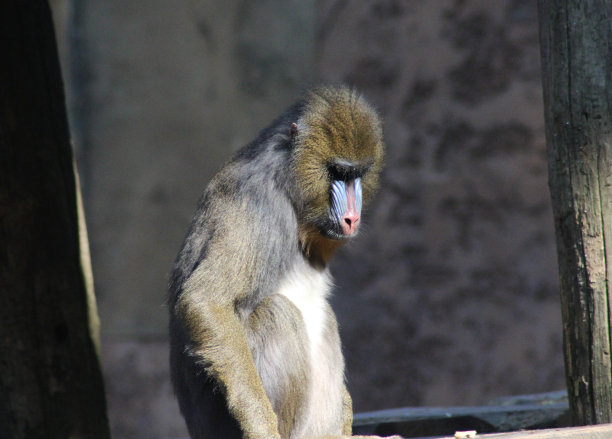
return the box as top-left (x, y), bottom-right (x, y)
top-left (537, 0), bottom-right (612, 426)
top-left (0, 1), bottom-right (110, 437)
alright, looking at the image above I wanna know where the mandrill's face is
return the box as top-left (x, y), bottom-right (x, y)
top-left (292, 88), bottom-right (384, 242)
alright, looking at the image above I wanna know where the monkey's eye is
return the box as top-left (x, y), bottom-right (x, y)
top-left (326, 159), bottom-right (369, 182)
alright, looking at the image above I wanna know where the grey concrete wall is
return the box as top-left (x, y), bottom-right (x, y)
top-left (79, 0), bottom-right (315, 337)
top-left (50, 0), bottom-right (565, 437)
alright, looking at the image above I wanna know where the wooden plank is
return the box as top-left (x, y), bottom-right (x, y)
top-left (353, 396), bottom-right (569, 437)
top-left (432, 423), bottom-right (612, 438)
top-left (354, 403), bottom-right (569, 427)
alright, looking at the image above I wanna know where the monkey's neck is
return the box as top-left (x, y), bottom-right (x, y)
top-left (298, 225), bottom-right (344, 268)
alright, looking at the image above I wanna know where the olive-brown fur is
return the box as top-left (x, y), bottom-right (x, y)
top-left (293, 87), bottom-right (384, 239)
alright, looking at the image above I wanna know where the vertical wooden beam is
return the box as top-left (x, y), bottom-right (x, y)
top-left (0, 1), bottom-right (110, 437)
top-left (537, 0), bottom-right (612, 425)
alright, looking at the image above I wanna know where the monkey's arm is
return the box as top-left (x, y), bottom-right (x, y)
top-left (342, 386), bottom-right (353, 435)
top-left (176, 280), bottom-right (280, 439)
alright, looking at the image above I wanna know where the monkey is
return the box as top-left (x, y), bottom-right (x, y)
top-left (168, 86), bottom-right (398, 439)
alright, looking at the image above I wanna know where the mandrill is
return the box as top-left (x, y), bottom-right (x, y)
top-left (169, 86), bottom-right (398, 439)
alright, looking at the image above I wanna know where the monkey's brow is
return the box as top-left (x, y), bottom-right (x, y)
top-left (326, 158), bottom-right (372, 180)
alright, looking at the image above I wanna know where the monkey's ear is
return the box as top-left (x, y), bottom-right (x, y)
top-left (290, 122), bottom-right (298, 138)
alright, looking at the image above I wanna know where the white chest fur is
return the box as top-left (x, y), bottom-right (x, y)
top-left (276, 262), bottom-right (345, 437)
top-left (276, 263), bottom-right (331, 356)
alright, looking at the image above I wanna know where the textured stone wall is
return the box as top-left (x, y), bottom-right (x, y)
top-left (318, 0), bottom-right (564, 410)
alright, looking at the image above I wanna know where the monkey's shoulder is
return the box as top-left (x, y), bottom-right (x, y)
top-left (205, 144), bottom-right (291, 203)
top-left (171, 162), bottom-right (299, 298)
top-left (201, 165), bottom-right (295, 234)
